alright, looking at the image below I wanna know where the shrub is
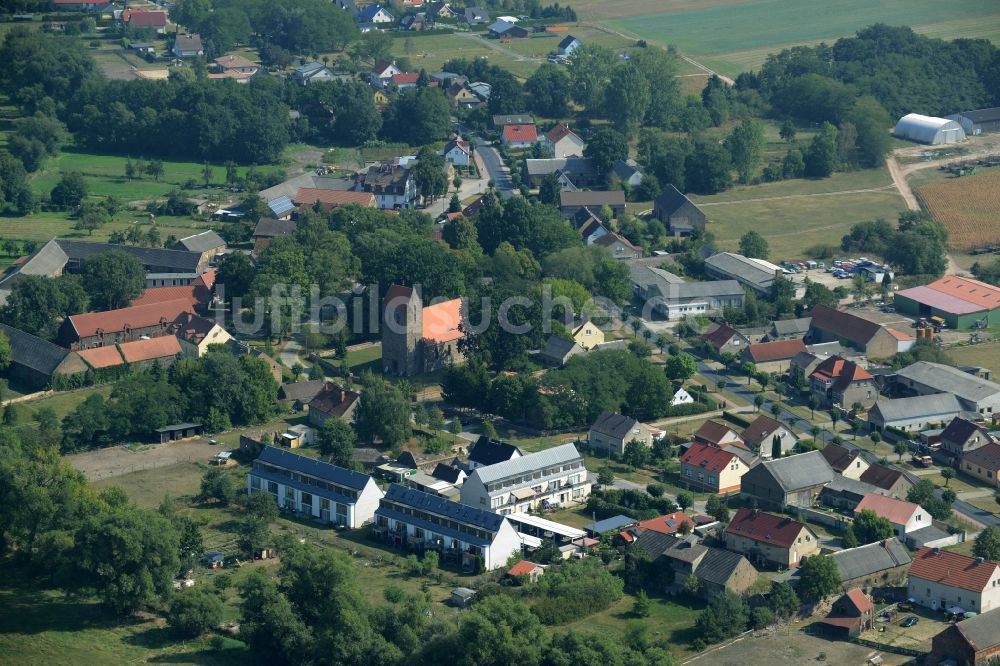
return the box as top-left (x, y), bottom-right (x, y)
top-left (167, 588), bottom-right (223, 638)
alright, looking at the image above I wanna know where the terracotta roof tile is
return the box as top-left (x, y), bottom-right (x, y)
top-left (908, 546), bottom-right (1000, 592)
top-left (118, 336), bottom-right (182, 363)
top-left (293, 188), bottom-right (375, 208)
top-left (747, 339), bottom-right (806, 363)
top-left (502, 124), bottom-right (538, 143)
top-left (680, 442), bottom-right (738, 472)
top-left (69, 299), bottom-right (194, 339)
top-left (725, 507), bottom-right (811, 549)
top-left (844, 588), bottom-right (873, 613)
top-left (508, 560), bottom-right (541, 576)
top-left (855, 493), bottom-right (920, 526)
top-left (422, 298), bottom-right (464, 343)
top-left (77, 345), bottom-right (125, 369)
top-left (638, 512), bottom-right (694, 535)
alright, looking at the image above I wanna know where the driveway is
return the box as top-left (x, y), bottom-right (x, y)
top-left (455, 123), bottom-right (515, 200)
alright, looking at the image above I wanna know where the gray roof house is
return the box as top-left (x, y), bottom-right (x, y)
top-left (867, 394), bottom-right (965, 433)
top-left (557, 35), bottom-right (581, 56)
top-left (467, 436), bottom-right (522, 469)
top-left (610, 159), bottom-right (643, 187)
top-left (767, 317), bottom-right (812, 341)
top-left (278, 379), bottom-right (326, 407)
top-left (293, 61), bottom-right (337, 85)
top-left (705, 252), bottom-right (803, 298)
top-left (893, 361), bottom-right (1000, 416)
top-left (524, 157), bottom-right (599, 187)
top-left (172, 33), bottom-right (204, 58)
top-left (537, 335), bottom-right (584, 367)
top-left (653, 184), bottom-right (706, 236)
top-left (818, 475), bottom-right (880, 511)
top-left (662, 539), bottom-right (759, 600)
top-left (630, 264), bottom-right (744, 321)
top-left (740, 450), bottom-right (835, 510)
top-left (827, 537), bottom-right (912, 589)
top-left (463, 6), bottom-right (488, 23)
top-left (175, 230), bottom-right (226, 255)
top-left (0, 323), bottom-right (88, 388)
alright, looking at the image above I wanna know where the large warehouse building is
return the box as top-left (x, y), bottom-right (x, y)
top-left (894, 276), bottom-right (1000, 329)
top-left (947, 107), bottom-right (1000, 136)
top-left (893, 113), bottom-right (966, 145)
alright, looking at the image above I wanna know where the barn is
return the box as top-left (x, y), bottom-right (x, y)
top-left (947, 107), bottom-right (1000, 136)
top-left (893, 275), bottom-right (1000, 329)
top-left (893, 113), bottom-right (966, 145)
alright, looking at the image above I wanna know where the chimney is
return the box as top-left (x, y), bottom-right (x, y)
top-left (337, 387), bottom-right (345, 403)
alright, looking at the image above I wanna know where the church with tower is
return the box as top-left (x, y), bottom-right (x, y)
top-left (381, 284), bottom-right (466, 376)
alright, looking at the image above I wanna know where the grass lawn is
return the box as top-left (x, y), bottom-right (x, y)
top-left (965, 494), bottom-right (999, 516)
top-left (17, 385), bottom-right (114, 421)
top-left (0, 567), bottom-right (248, 666)
top-left (345, 343), bottom-right (382, 373)
top-left (93, 461), bottom-right (207, 509)
top-left (947, 342), bottom-right (1000, 378)
top-left (596, 0), bottom-right (1000, 77)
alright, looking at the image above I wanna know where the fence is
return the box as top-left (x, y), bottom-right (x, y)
top-left (849, 636), bottom-right (927, 658)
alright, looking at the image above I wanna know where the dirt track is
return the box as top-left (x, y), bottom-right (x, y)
top-left (68, 439), bottom-right (222, 482)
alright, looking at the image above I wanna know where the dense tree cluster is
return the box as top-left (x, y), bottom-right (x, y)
top-left (841, 211), bottom-right (948, 276)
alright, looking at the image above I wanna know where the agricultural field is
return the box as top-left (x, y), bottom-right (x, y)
top-left (690, 167), bottom-right (906, 260)
top-left (947, 342), bottom-right (1000, 377)
top-left (590, 0), bottom-right (1000, 77)
top-left (917, 170), bottom-right (1000, 251)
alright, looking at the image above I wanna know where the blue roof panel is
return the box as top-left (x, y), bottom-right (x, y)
top-left (255, 446), bottom-right (372, 491)
top-left (383, 483), bottom-right (504, 532)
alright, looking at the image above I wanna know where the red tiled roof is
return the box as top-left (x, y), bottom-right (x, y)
top-left (908, 546), bottom-right (1000, 592)
top-left (195, 269), bottom-right (216, 291)
top-left (422, 298), bottom-right (464, 343)
top-left (855, 492), bottom-right (920, 526)
top-left (693, 420), bottom-right (742, 446)
top-left (926, 275), bottom-right (1000, 310)
top-left (725, 508), bottom-right (810, 549)
top-left (508, 560), bottom-right (541, 576)
top-left (392, 72), bottom-right (420, 85)
top-left (502, 124), bottom-right (538, 143)
top-left (118, 335), bottom-right (182, 363)
top-left (545, 123), bottom-right (580, 144)
top-left (680, 442), bottom-right (738, 472)
top-left (131, 284), bottom-right (208, 308)
top-left (701, 323), bottom-right (741, 351)
top-left (810, 356), bottom-right (873, 392)
top-left (747, 339), bottom-right (806, 363)
top-left (124, 9), bottom-right (167, 25)
top-left (69, 299), bottom-right (194, 339)
top-left (886, 327), bottom-right (915, 341)
top-left (845, 588), bottom-right (873, 614)
top-left (293, 188), bottom-right (375, 208)
top-left (77, 345), bottom-right (125, 369)
top-left (637, 512), bottom-right (694, 535)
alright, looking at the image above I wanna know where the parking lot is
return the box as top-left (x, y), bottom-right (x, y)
top-left (861, 605), bottom-right (949, 653)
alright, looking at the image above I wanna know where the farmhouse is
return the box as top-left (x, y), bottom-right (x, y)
top-left (306, 383), bottom-right (361, 427)
top-left (961, 443), bottom-right (1000, 488)
top-left (0, 323), bottom-right (87, 388)
top-left (854, 493), bottom-right (929, 538)
top-left (893, 361), bottom-right (1000, 416)
top-left (542, 124), bottom-right (585, 159)
top-left (679, 442), bottom-right (747, 494)
top-left (907, 546), bottom-right (1000, 613)
top-left (278, 380), bottom-right (326, 409)
top-left (742, 339), bottom-right (806, 373)
top-left (809, 355), bottom-right (877, 409)
top-left (249, 446), bottom-right (383, 527)
top-left (829, 538), bottom-right (912, 591)
top-left (859, 463), bottom-right (913, 499)
top-left (487, 20), bottom-right (527, 38)
top-left (252, 218), bottom-right (296, 255)
top-left (819, 475), bottom-right (881, 511)
top-left (894, 275), bottom-right (1000, 329)
top-left (524, 157), bottom-right (599, 187)
top-left (660, 539), bottom-right (758, 600)
top-left (536, 336), bottom-right (584, 367)
top-left (692, 420), bottom-right (745, 449)
top-left (893, 113), bottom-right (966, 144)
top-left (557, 35), bottom-right (581, 56)
top-left (724, 508), bottom-right (819, 569)
top-left (172, 312), bottom-right (232, 357)
top-left (929, 609), bottom-right (1000, 665)
top-left (767, 317), bottom-right (812, 341)
top-left (700, 323), bottom-right (749, 356)
top-left (653, 185), bottom-right (706, 236)
top-left (62, 298), bottom-right (194, 349)
top-left (807, 304), bottom-right (915, 358)
top-left (867, 394), bottom-right (964, 433)
top-left (941, 416), bottom-right (993, 459)
top-left (741, 414), bottom-right (798, 458)
top-left (356, 164), bottom-right (417, 209)
top-left (947, 106), bottom-right (1000, 135)
top-left (374, 483), bottom-right (521, 571)
top-left (739, 450), bottom-right (834, 509)
top-left (460, 443), bottom-right (590, 514)
top-left (592, 231), bottom-right (642, 260)
top-left (172, 33), bottom-right (203, 58)
top-left (630, 265), bottom-right (744, 321)
top-left (820, 443), bottom-right (870, 480)
top-left (500, 124), bottom-right (538, 149)
top-left (818, 589), bottom-right (874, 639)
top-left (704, 252), bottom-right (803, 298)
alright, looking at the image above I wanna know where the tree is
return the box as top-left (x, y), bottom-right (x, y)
top-left (80, 250), bottom-right (145, 310)
top-left (941, 467), bottom-right (955, 487)
top-left (201, 468), bottom-right (237, 505)
top-left (725, 117), bottom-right (766, 184)
top-left (413, 146), bottom-right (448, 203)
top-left (779, 120), bottom-right (797, 143)
top-left (807, 395), bottom-right (820, 419)
top-left (146, 159), bottom-right (164, 181)
top-left (0, 274), bottom-right (89, 338)
top-left (798, 555), bottom-right (841, 601)
top-left (382, 88), bottom-right (451, 144)
top-left (125, 157), bottom-right (137, 181)
top-left (769, 581), bottom-right (800, 619)
top-left (694, 591), bottom-right (749, 644)
top-left (622, 439), bottom-right (649, 469)
top-left (584, 128), bottom-right (628, 175)
top-left (739, 230), bottom-right (769, 260)
top-left (850, 509), bottom-right (894, 545)
top-left (665, 354), bottom-right (696, 382)
top-left (605, 63), bottom-right (651, 137)
top-left (215, 251), bottom-right (255, 302)
top-left (538, 173), bottom-right (561, 205)
top-left (525, 64), bottom-right (571, 117)
top-left (0, 329), bottom-right (9, 372)
top-left (685, 140), bottom-right (733, 195)
top-left (50, 171), bottom-right (88, 209)
top-left (70, 505), bottom-right (180, 614)
top-left (754, 394), bottom-right (765, 412)
top-left (75, 203), bottom-right (109, 236)
top-left (354, 372), bottom-right (411, 448)
top-left (316, 418), bottom-right (356, 467)
top-left (598, 467), bottom-right (615, 486)
top-left (894, 440), bottom-right (908, 462)
top-left (973, 526), bottom-right (1000, 561)
top-left (633, 589), bottom-right (651, 617)
top-left (804, 122), bottom-right (838, 178)
top-left (168, 588), bottom-right (224, 637)
top-left (676, 491), bottom-right (693, 511)
top-left (238, 515), bottom-right (270, 556)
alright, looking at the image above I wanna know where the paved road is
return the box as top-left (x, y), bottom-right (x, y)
top-left (455, 122), bottom-right (515, 200)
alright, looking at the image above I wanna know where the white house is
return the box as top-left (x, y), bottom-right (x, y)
top-left (247, 446), bottom-right (384, 527)
top-left (370, 60), bottom-right (402, 88)
top-left (854, 492), bottom-right (929, 538)
top-left (441, 137), bottom-right (471, 166)
top-left (542, 124), bottom-right (585, 159)
top-left (460, 443), bottom-right (590, 514)
top-left (356, 163), bottom-right (418, 209)
top-left (293, 61), bottom-right (336, 85)
top-left (356, 4), bottom-right (394, 23)
top-left (557, 35), bottom-right (581, 56)
top-left (374, 483), bottom-right (522, 570)
top-left (908, 547), bottom-right (1000, 613)
top-left (672, 388), bottom-right (694, 406)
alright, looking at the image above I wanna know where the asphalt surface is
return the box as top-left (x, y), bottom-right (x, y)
top-left (455, 123), bottom-right (515, 199)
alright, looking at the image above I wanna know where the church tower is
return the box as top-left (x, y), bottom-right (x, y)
top-left (381, 284), bottom-right (422, 376)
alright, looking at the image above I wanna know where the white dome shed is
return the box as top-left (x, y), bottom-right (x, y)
top-left (893, 113), bottom-right (966, 145)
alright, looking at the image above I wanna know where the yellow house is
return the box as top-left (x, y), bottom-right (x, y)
top-left (372, 89), bottom-right (390, 106)
top-left (174, 312), bottom-right (233, 357)
top-left (571, 319), bottom-right (604, 350)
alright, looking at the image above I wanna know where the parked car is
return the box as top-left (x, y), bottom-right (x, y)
top-left (900, 616), bottom-right (919, 628)
top-left (881, 306), bottom-right (895, 313)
